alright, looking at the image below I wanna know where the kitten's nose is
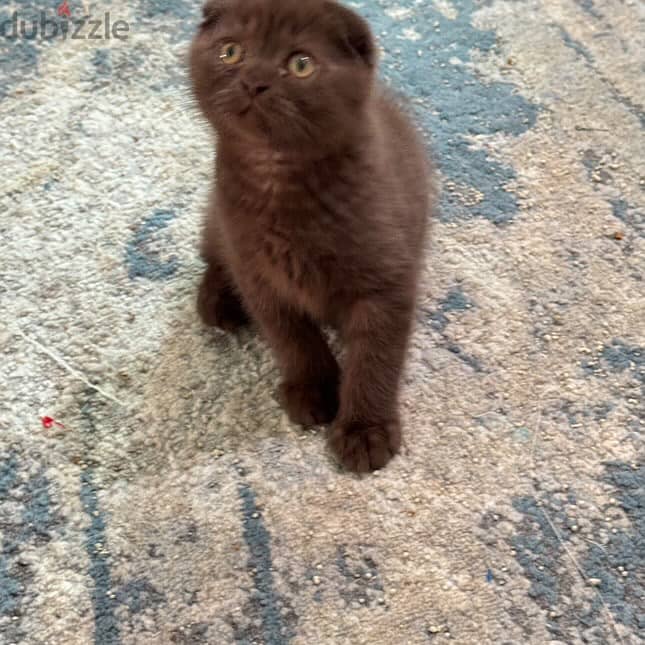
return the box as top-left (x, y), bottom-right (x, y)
top-left (242, 80), bottom-right (270, 97)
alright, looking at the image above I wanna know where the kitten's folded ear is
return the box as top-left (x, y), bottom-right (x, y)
top-left (201, 0), bottom-right (225, 28)
top-left (326, 1), bottom-right (376, 68)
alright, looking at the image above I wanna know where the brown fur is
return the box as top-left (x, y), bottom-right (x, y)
top-left (190, 0), bottom-right (434, 472)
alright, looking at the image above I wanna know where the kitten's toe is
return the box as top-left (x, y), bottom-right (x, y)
top-left (279, 378), bottom-right (339, 426)
top-left (328, 419), bottom-right (401, 473)
top-left (197, 280), bottom-right (249, 331)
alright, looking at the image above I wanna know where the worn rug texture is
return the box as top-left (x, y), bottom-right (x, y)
top-left (1, 0), bottom-right (643, 643)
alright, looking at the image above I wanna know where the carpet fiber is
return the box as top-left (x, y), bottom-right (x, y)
top-left (1, 0), bottom-right (643, 643)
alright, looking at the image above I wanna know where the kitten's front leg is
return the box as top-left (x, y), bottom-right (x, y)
top-left (242, 292), bottom-right (340, 425)
top-left (329, 296), bottom-right (414, 472)
top-left (197, 259), bottom-right (249, 331)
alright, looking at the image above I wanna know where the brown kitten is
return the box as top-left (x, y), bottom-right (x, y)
top-left (190, 0), bottom-right (434, 472)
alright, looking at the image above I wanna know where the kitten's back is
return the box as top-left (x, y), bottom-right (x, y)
top-left (371, 87), bottom-right (434, 250)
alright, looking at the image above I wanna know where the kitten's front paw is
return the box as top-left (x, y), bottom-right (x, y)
top-left (328, 419), bottom-right (401, 473)
top-left (279, 377), bottom-right (339, 426)
top-left (197, 275), bottom-right (249, 332)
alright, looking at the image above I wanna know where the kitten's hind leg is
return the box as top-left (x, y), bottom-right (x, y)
top-left (197, 260), bottom-right (249, 332)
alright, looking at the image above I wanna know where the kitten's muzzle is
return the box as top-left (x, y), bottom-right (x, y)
top-left (242, 79), bottom-right (270, 98)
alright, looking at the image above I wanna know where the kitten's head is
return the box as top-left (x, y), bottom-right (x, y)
top-left (189, 0), bottom-right (376, 152)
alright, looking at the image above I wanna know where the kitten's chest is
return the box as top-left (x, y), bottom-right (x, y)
top-left (218, 151), bottom-right (361, 314)
top-left (225, 184), bottom-right (333, 313)
top-left (255, 214), bottom-right (329, 310)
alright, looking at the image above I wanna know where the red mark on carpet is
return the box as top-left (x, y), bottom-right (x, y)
top-left (41, 416), bottom-right (65, 429)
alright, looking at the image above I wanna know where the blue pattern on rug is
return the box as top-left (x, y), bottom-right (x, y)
top-left (233, 483), bottom-right (296, 644)
top-left (80, 395), bottom-right (121, 645)
top-left (0, 452), bottom-right (60, 644)
top-left (358, 0), bottom-right (539, 223)
top-left (125, 210), bottom-right (179, 281)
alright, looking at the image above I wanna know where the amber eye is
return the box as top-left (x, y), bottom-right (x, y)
top-left (220, 42), bottom-right (244, 64)
top-left (288, 53), bottom-right (316, 78)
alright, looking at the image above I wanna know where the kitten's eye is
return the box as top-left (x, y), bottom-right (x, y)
top-left (220, 42), bottom-right (244, 64)
top-left (287, 53), bottom-right (316, 78)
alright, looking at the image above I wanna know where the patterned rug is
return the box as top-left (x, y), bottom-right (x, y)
top-left (1, 0), bottom-right (643, 643)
